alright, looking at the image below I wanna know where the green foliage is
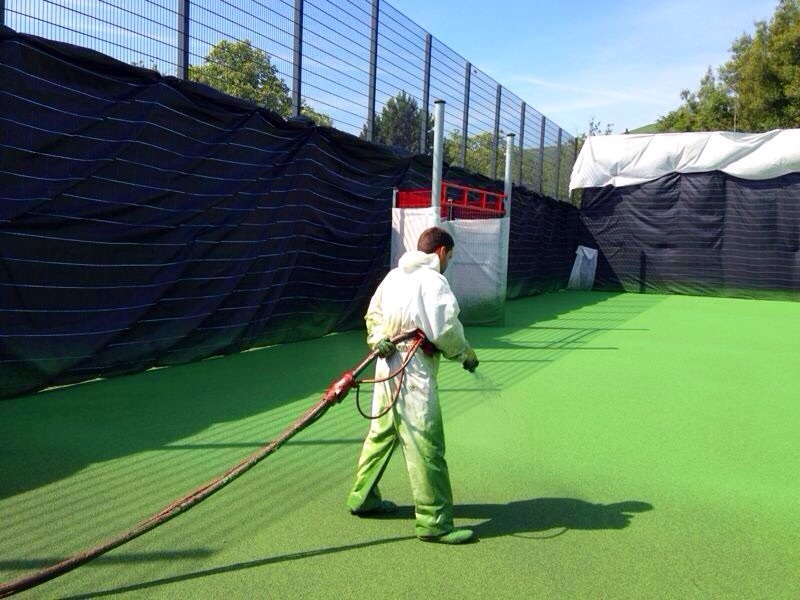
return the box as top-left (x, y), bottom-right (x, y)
top-left (462, 131), bottom-right (506, 179)
top-left (130, 59), bottom-right (160, 71)
top-left (442, 129), bottom-right (508, 180)
top-left (188, 39), bottom-right (332, 126)
top-left (301, 103), bottom-right (333, 128)
top-left (361, 91), bottom-right (430, 154)
top-left (443, 128), bottom-right (462, 166)
top-left (443, 129), bottom-right (568, 199)
top-left (733, 1), bottom-right (800, 130)
top-left (574, 117), bottom-right (614, 156)
top-left (189, 40), bottom-right (291, 115)
top-left (657, 68), bottom-right (735, 132)
top-left (658, 0), bottom-right (800, 132)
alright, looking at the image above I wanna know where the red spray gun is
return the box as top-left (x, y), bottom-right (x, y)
top-left (320, 329), bottom-right (425, 406)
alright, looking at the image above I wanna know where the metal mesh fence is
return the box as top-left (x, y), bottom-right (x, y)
top-left (543, 117), bottom-right (562, 198)
top-left (3, 0), bottom-right (576, 200)
top-left (430, 37), bottom-right (467, 167)
top-left (302, 0), bottom-right (371, 131)
top-left (499, 89), bottom-right (523, 184)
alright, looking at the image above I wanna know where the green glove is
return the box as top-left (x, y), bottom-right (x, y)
top-left (462, 348), bottom-right (479, 373)
top-left (374, 338), bottom-right (396, 358)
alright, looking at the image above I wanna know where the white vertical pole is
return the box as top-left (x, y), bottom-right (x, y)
top-left (431, 99), bottom-right (445, 225)
top-left (504, 133), bottom-right (515, 214)
top-left (500, 134), bottom-right (515, 324)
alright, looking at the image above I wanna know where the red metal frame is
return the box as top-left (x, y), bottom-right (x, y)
top-left (395, 180), bottom-right (506, 219)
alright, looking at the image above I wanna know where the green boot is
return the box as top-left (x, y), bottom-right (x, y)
top-left (418, 528), bottom-right (475, 545)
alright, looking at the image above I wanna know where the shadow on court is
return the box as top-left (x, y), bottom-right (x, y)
top-left (463, 497), bottom-right (654, 539)
top-left (58, 496), bottom-right (652, 599)
top-left (0, 331), bottom-right (370, 499)
top-left (59, 536), bottom-right (416, 600)
top-left (0, 292), bottom-right (663, 500)
top-left (368, 496), bottom-right (654, 539)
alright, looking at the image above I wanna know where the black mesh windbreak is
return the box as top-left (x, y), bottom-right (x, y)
top-left (0, 26), bottom-right (579, 398)
top-left (507, 188), bottom-right (579, 299)
top-left (0, 27), bottom-right (409, 397)
top-left (579, 172), bottom-right (800, 300)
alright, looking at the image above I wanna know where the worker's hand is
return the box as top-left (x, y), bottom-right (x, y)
top-left (374, 338), bottom-right (396, 358)
top-left (462, 348), bottom-right (479, 373)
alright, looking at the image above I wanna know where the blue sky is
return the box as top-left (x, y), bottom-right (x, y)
top-left (387, 0), bottom-right (778, 135)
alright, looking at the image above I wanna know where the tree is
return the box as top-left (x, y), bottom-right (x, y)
top-left (299, 104), bottom-right (333, 128)
top-left (442, 129), bottom-right (509, 179)
top-left (657, 0), bottom-right (800, 132)
top-left (361, 91), bottom-right (431, 154)
top-left (189, 39), bottom-right (332, 126)
top-left (189, 39), bottom-right (290, 114)
top-left (730, 1), bottom-right (800, 131)
top-left (574, 117), bottom-right (614, 155)
top-left (657, 67), bottom-right (734, 132)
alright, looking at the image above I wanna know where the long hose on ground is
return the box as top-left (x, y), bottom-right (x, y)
top-left (0, 330), bottom-right (425, 598)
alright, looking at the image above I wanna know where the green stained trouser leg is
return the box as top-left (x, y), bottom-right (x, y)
top-left (346, 407), bottom-right (398, 513)
top-left (347, 375), bottom-right (454, 538)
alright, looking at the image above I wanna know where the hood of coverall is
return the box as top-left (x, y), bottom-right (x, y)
top-left (398, 250), bottom-right (441, 274)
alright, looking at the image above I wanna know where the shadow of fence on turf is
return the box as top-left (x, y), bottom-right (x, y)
top-left (59, 536), bottom-right (417, 600)
top-left (436, 291), bottom-right (665, 422)
top-left (0, 291), bottom-right (663, 501)
top-left (0, 331), bottom-right (373, 500)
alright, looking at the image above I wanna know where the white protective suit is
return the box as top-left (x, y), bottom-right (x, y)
top-left (346, 249), bottom-right (472, 538)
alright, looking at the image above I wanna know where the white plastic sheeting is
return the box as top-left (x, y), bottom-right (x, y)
top-left (570, 129), bottom-right (800, 192)
top-left (567, 246), bottom-right (598, 290)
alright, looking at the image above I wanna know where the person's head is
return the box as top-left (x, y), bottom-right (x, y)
top-left (417, 226), bottom-right (455, 273)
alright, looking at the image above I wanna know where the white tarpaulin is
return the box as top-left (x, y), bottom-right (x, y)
top-left (569, 129), bottom-right (800, 192)
top-left (567, 246), bottom-right (598, 290)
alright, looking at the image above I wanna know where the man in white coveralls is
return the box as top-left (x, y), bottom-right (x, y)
top-left (347, 226), bottom-right (480, 545)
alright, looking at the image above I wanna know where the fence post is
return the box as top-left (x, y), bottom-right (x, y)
top-left (517, 102), bottom-right (526, 186)
top-left (536, 115), bottom-right (546, 194)
top-left (420, 33), bottom-right (432, 153)
top-left (460, 62), bottom-right (471, 168)
top-left (491, 84), bottom-right (501, 180)
top-left (432, 100), bottom-right (446, 225)
top-left (366, 0), bottom-right (380, 141)
top-left (555, 127), bottom-right (562, 199)
top-left (291, 0), bottom-right (304, 117)
top-left (504, 133), bottom-right (515, 212)
top-left (176, 0), bottom-right (190, 79)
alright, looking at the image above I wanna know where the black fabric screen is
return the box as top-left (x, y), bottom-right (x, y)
top-left (0, 27), bottom-right (412, 397)
top-left (579, 171), bottom-right (800, 300)
top-left (0, 27), bottom-right (577, 398)
top-left (507, 188), bottom-right (578, 299)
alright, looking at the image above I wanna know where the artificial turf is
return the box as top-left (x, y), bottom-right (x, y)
top-left (1, 291), bottom-right (798, 598)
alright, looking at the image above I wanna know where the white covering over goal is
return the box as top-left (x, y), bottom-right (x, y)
top-left (391, 207), bottom-right (509, 325)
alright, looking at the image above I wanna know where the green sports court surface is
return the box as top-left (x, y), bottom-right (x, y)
top-left (2, 291), bottom-right (799, 598)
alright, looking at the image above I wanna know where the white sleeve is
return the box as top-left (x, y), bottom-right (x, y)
top-left (364, 278), bottom-right (387, 349)
top-left (419, 275), bottom-right (471, 361)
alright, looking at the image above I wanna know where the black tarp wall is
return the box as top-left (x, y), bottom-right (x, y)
top-left (579, 171), bottom-right (800, 300)
top-left (0, 27), bottom-right (578, 398)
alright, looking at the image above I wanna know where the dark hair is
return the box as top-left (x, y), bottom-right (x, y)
top-left (417, 226), bottom-right (454, 254)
